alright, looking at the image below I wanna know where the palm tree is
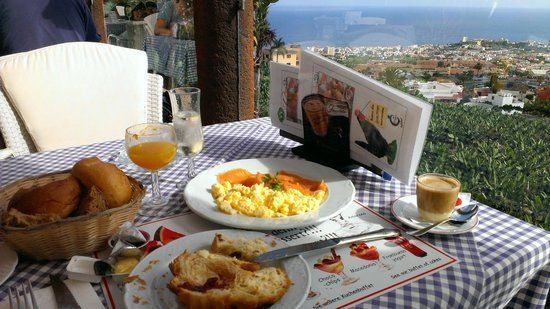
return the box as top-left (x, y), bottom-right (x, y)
top-left (271, 38), bottom-right (287, 62)
top-left (253, 0), bottom-right (279, 116)
top-left (380, 68), bottom-right (405, 89)
top-left (253, 0), bottom-right (278, 67)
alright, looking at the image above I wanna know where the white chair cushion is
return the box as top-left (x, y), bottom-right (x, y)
top-left (0, 42), bottom-right (148, 152)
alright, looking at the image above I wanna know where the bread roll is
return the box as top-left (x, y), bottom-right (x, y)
top-left (9, 176), bottom-right (81, 218)
top-left (75, 186), bottom-right (108, 216)
top-left (72, 157), bottom-right (132, 208)
top-left (1, 208), bottom-right (61, 227)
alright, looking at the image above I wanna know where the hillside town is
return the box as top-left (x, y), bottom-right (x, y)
top-left (272, 39), bottom-right (549, 115)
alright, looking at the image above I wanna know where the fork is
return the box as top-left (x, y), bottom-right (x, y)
top-left (7, 280), bottom-right (38, 309)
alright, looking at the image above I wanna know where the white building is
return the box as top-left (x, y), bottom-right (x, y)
top-left (531, 69), bottom-right (547, 77)
top-left (406, 81), bottom-right (463, 103)
top-left (323, 47), bottom-right (336, 57)
top-left (465, 91), bottom-right (524, 114)
top-left (487, 92), bottom-right (524, 109)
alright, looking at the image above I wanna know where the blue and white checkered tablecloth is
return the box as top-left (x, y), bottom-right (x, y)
top-left (0, 118), bottom-right (548, 308)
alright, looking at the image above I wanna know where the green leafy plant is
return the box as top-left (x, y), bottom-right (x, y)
top-left (258, 63), bottom-right (271, 117)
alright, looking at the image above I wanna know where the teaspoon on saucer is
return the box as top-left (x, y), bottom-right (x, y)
top-left (407, 203), bottom-right (479, 237)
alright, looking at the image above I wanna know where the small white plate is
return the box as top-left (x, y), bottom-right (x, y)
top-left (0, 243), bottom-right (18, 286)
top-left (124, 229), bottom-right (311, 309)
top-left (184, 158), bottom-right (355, 230)
top-left (391, 195), bottom-right (479, 235)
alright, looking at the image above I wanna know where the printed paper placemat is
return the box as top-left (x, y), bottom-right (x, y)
top-left (99, 201), bottom-right (457, 308)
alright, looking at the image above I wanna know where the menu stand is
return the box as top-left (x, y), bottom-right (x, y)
top-left (291, 145), bottom-right (358, 173)
top-left (280, 130), bottom-right (376, 175)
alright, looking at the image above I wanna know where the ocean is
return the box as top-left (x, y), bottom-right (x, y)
top-left (268, 6), bottom-right (550, 46)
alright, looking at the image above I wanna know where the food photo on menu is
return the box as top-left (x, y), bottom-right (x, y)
top-left (270, 62), bottom-right (303, 138)
top-left (284, 75), bottom-right (300, 123)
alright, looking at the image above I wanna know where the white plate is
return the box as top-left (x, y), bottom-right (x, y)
top-left (391, 195), bottom-right (479, 235)
top-left (184, 158), bottom-right (355, 230)
top-left (124, 229), bottom-right (310, 309)
top-left (0, 243), bottom-right (18, 286)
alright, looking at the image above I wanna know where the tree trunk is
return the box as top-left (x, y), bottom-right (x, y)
top-left (239, 0), bottom-right (255, 120)
top-left (194, 0), bottom-right (254, 124)
top-left (90, 0), bottom-right (107, 43)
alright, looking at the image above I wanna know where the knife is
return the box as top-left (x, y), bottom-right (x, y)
top-left (50, 275), bottom-right (81, 309)
top-left (255, 228), bottom-right (400, 263)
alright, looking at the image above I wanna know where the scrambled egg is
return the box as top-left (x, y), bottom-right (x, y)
top-left (211, 181), bottom-right (326, 218)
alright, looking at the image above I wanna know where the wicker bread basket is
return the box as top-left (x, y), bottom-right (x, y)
top-left (0, 171), bottom-right (145, 260)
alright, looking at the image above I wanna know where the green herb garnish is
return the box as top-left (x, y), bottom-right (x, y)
top-left (263, 174), bottom-right (282, 190)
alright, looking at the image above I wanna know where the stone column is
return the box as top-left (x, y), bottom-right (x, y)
top-left (194, 0), bottom-right (255, 124)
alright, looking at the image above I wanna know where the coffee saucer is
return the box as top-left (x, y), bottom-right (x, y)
top-left (391, 195), bottom-right (479, 235)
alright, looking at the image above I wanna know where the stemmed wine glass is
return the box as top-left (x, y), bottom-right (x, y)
top-left (169, 87), bottom-right (204, 188)
top-left (126, 123), bottom-right (177, 206)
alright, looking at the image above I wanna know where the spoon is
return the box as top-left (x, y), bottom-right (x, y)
top-left (407, 203), bottom-right (479, 237)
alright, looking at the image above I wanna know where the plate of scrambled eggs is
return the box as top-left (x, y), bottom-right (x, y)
top-left (184, 158), bottom-right (355, 230)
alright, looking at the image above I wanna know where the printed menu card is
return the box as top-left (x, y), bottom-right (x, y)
top-left (98, 202), bottom-right (457, 308)
top-left (270, 51), bottom-right (433, 184)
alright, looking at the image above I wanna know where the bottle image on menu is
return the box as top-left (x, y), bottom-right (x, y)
top-left (354, 109), bottom-right (397, 165)
top-left (314, 248), bottom-right (359, 286)
top-left (386, 236), bottom-right (427, 257)
top-left (349, 242), bottom-right (392, 270)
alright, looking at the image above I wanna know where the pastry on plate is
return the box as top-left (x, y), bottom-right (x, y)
top-left (168, 250), bottom-right (290, 309)
top-left (210, 233), bottom-right (269, 261)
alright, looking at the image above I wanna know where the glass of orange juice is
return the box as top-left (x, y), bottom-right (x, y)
top-left (126, 123), bottom-right (177, 206)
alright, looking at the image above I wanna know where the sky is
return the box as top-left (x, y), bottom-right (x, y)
top-left (273, 0), bottom-right (550, 9)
